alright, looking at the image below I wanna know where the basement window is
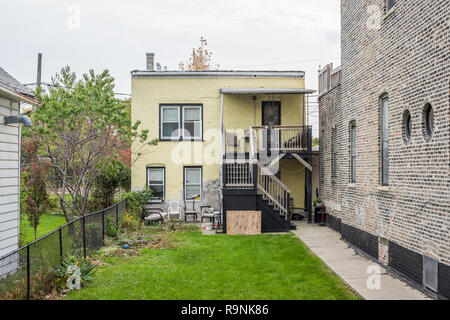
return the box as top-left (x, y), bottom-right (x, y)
top-left (184, 167), bottom-right (202, 201)
top-left (147, 167), bottom-right (165, 203)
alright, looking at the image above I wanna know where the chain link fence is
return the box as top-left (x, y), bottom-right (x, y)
top-left (0, 199), bottom-right (126, 300)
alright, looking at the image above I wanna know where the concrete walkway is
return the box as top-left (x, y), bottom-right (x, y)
top-left (291, 222), bottom-right (430, 300)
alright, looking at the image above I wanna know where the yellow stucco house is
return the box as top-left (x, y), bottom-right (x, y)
top-left (131, 54), bottom-right (315, 233)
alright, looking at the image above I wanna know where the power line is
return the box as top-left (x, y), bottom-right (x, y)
top-left (24, 82), bottom-right (131, 96)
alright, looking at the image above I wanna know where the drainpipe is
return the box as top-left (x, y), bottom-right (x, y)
top-left (3, 115), bottom-right (32, 127)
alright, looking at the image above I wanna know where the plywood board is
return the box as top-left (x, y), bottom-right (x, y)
top-left (227, 211), bottom-right (261, 235)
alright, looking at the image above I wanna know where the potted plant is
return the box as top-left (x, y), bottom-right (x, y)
top-left (313, 197), bottom-right (323, 208)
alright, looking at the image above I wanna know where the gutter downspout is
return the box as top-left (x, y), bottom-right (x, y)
top-left (219, 93), bottom-right (224, 223)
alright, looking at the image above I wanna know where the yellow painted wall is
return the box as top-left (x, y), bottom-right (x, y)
top-left (279, 159), bottom-right (306, 208)
top-left (131, 76), bottom-right (306, 204)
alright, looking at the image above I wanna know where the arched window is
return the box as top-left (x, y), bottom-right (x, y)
top-left (423, 103), bottom-right (434, 139)
top-left (350, 121), bottom-right (356, 183)
top-left (402, 109), bottom-right (412, 143)
top-left (380, 95), bottom-right (389, 186)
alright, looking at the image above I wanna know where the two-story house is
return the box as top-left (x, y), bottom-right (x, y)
top-left (131, 54), bottom-right (315, 232)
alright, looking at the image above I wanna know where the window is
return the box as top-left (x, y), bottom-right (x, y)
top-left (183, 107), bottom-right (202, 139)
top-left (350, 121), bottom-right (356, 183)
top-left (147, 167), bottom-right (165, 203)
top-left (402, 109), bottom-right (412, 143)
top-left (161, 107), bottom-right (180, 140)
top-left (380, 95), bottom-right (389, 186)
top-left (332, 126), bottom-right (337, 179)
top-left (184, 167), bottom-right (202, 201)
top-left (423, 103), bottom-right (434, 139)
top-left (386, 0), bottom-right (395, 12)
top-left (160, 105), bottom-right (202, 140)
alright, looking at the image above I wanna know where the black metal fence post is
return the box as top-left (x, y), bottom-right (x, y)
top-left (115, 203), bottom-right (119, 226)
top-left (26, 246), bottom-right (30, 300)
top-left (82, 215), bottom-right (87, 258)
top-left (101, 210), bottom-right (105, 242)
top-left (59, 228), bottom-right (63, 262)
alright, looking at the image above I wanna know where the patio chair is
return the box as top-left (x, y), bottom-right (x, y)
top-left (168, 200), bottom-right (181, 221)
top-left (200, 205), bottom-right (222, 231)
top-left (183, 195), bottom-right (199, 222)
top-left (142, 206), bottom-right (167, 225)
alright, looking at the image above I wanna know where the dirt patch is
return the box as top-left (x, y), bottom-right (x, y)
top-left (100, 232), bottom-right (177, 258)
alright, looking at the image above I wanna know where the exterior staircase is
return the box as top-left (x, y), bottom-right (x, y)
top-left (222, 160), bottom-right (294, 233)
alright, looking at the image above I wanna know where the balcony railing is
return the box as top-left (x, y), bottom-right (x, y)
top-left (250, 125), bottom-right (312, 157)
top-left (224, 125), bottom-right (312, 157)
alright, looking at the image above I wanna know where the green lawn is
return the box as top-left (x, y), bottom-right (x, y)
top-left (66, 231), bottom-right (360, 300)
top-left (20, 214), bottom-right (67, 245)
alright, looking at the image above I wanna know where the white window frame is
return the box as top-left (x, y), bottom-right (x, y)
top-left (184, 167), bottom-right (202, 201)
top-left (161, 106), bottom-right (181, 140)
top-left (182, 106), bottom-right (202, 140)
top-left (160, 105), bottom-right (202, 141)
top-left (147, 167), bottom-right (165, 203)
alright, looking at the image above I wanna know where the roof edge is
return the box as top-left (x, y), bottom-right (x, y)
top-left (131, 70), bottom-right (305, 79)
top-left (0, 85), bottom-right (40, 106)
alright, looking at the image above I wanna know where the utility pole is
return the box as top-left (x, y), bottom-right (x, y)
top-left (36, 53), bottom-right (42, 89)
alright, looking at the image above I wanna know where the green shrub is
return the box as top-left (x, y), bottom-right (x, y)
top-left (121, 188), bottom-right (152, 215)
top-left (105, 216), bottom-right (118, 238)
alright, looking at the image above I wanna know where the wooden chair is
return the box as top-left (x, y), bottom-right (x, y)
top-left (183, 196), bottom-right (198, 222)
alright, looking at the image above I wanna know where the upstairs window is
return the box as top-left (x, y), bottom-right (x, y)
top-left (380, 95), bottom-right (389, 186)
top-left (350, 121), bottom-right (356, 183)
top-left (160, 105), bottom-right (202, 140)
top-left (386, 0), bottom-right (395, 12)
top-left (147, 167), bottom-right (165, 203)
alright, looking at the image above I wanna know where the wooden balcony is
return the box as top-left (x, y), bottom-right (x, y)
top-left (224, 125), bottom-right (312, 157)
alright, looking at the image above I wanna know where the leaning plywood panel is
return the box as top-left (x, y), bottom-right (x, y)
top-left (227, 211), bottom-right (261, 235)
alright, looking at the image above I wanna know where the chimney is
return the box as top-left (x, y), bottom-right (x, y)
top-left (146, 53), bottom-right (155, 71)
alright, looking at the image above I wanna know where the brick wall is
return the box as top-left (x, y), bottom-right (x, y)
top-left (319, 0), bottom-right (450, 297)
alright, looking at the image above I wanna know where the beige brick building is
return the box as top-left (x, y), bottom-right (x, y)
top-left (319, 0), bottom-right (449, 299)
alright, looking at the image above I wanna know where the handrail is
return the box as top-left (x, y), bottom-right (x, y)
top-left (256, 162), bottom-right (290, 218)
top-left (257, 162), bottom-right (290, 193)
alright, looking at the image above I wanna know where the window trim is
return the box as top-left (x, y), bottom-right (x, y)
top-left (146, 167), bottom-right (166, 203)
top-left (380, 94), bottom-right (389, 186)
top-left (350, 121), bottom-right (356, 183)
top-left (159, 104), bottom-right (203, 141)
top-left (183, 166), bottom-right (202, 201)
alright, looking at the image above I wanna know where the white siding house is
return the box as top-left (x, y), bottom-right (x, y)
top-left (0, 67), bottom-right (39, 258)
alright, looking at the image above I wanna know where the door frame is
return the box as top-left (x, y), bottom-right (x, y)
top-left (262, 101), bottom-right (281, 126)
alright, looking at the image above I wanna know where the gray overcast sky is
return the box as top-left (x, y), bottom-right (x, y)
top-left (1, 0), bottom-right (341, 135)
